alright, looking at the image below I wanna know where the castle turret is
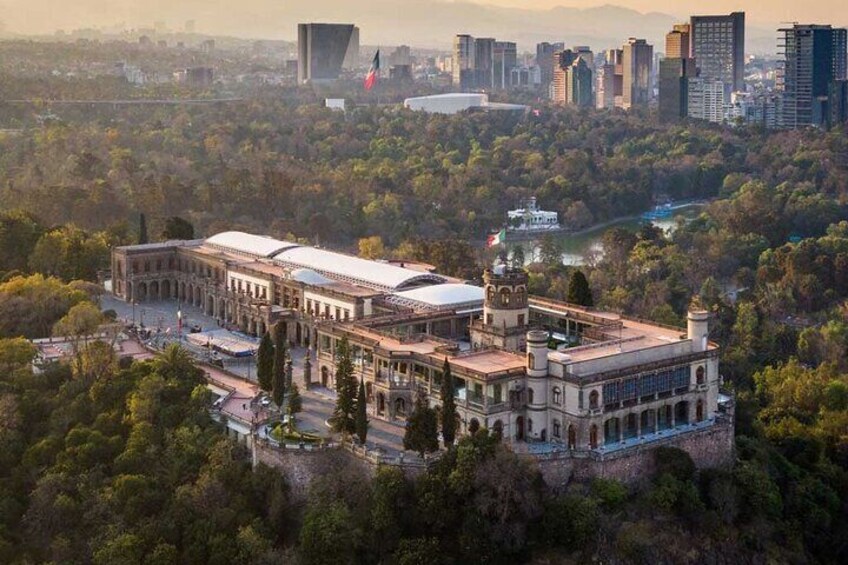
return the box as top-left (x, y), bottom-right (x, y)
top-left (470, 265), bottom-right (530, 352)
top-left (687, 308), bottom-right (709, 353)
top-left (526, 330), bottom-right (548, 377)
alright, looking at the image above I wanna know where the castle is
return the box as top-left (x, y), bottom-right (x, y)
top-left (112, 231), bottom-right (734, 481)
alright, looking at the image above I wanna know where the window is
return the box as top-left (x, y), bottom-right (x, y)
top-left (589, 390), bottom-right (599, 409)
top-left (552, 387), bottom-right (561, 405)
top-left (518, 314), bottom-right (525, 326)
top-left (696, 366), bottom-right (705, 385)
top-left (335, 307), bottom-right (341, 320)
top-left (527, 418), bottom-right (533, 432)
top-left (528, 387), bottom-right (535, 404)
top-left (499, 288), bottom-right (511, 306)
top-left (144, 261), bottom-right (150, 272)
top-left (553, 419), bottom-right (561, 438)
top-left (486, 314), bottom-right (493, 325)
top-left (527, 352), bottom-right (535, 368)
top-left (344, 309), bottom-right (350, 321)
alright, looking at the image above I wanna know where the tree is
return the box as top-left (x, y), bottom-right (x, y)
top-left (403, 389), bottom-right (439, 457)
top-left (510, 245), bottom-right (525, 269)
top-left (567, 270), bottom-right (594, 307)
top-left (256, 332), bottom-right (274, 392)
top-left (161, 216), bottom-right (195, 240)
top-left (138, 212), bottom-right (148, 244)
top-left (287, 383), bottom-right (302, 432)
top-left (331, 336), bottom-right (357, 436)
top-left (440, 358), bottom-right (457, 447)
top-left (298, 501), bottom-right (358, 565)
top-left (538, 235), bottom-right (563, 267)
top-left (355, 378), bottom-right (368, 445)
top-left (272, 323), bottom-right (287, 411)
top-left (53, 301), bottom-right (103, 378)
top-left (358, 236), bottom-right (386, 259)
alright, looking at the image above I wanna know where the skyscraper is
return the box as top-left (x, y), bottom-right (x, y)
top-left (474, 38), bottom-right (496, 89)
top-left (453, 35), bottom-right (476, 89)
top-left (297, 23), bottom-right (357, 84)
top-left (551, 50), bottom-right (576, 103)
top-left (779, 24), bottom-right (848, 128)
top-left (622, 38), bottom-right (653, 109)
top-left (536, 42), bottom-right (565, 94)
top-left (659, 58), bottom-right (696, 122)
top-left (690, 12), bottom-right (745, 93)
top-left (493, 41), bottom-right (517, 90)
top-left (666, 24), bottom-right (691, 59)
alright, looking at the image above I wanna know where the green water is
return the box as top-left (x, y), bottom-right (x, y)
top-left (515, 204), bottom-right (705, 266)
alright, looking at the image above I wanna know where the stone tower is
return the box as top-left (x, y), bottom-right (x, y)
top-left (470, 265), bottom-right (530, 352)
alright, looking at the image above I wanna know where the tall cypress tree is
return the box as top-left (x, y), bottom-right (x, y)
top-left (567, 270), bottom-right (594, 307)
top-left (271, 322), bottom-right (287, 410)
top-left (403, 389), bottom-right (439, 458)
top-left (332, 335), bottom-right (356, 435)
top-left (138, 212), bottom-right (148, 244)
top-left (440, 358), bottom-right (457, 447)
top-left (355, 378), bottom-right (369, 445)
top-left (256, 331), bottom-right (274, 392)
top-left (287, 383), bottom-right (302, 432)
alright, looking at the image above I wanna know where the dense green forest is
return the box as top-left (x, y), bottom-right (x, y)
top-left (1, 45), bottom-right (848, 562)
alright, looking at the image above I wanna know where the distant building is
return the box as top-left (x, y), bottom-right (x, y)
top-left (688, 78), bottom-right (728, 123)
top-left (388, 45), bottom-right (412, 67)
top-left (494, 41), bottom-right (518, 89)
top-left (778, 24), bottom-right (848, 128)
top-left (474, 37), bottom-right (496, 89)
top-left (297, 23), bottom-right (357, 84)
top-left (666, 24), bottom-right (691, 59)
top-left (553, 57), bottom-right (593, 108)
top-left (174, 67), bottom-right (214, 87)
top-left (389, 65), bottom-right (413, 82)
top-left (453, 34), bottom-right (476, 89)
top-left (404, 93), bottom-right (526, 114)
top-left (551, 50), bottom-right (576, 103)
top-left (829, 80), bottom-right (848, 127)
top-left (690, 12), bottom-right (745, 93)
top-left (596, 49), bottom-right (623, 109)
top-left (343, 26), bottom-right (360, 70)
top-left (622, 38), bottom-right (653, 109)
top-left (659, 57), bottom-right (696, 122)
top-left (536, 42), bottom-right (565, 94)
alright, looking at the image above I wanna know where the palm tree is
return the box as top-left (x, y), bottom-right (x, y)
top-left (154, 343), bottom-right (195, 379)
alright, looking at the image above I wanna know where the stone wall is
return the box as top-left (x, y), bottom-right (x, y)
top-left (537, 419), bottom-right (735, 490)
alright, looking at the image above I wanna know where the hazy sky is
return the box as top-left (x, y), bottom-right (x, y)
top-left (0, 0), bottom-right (846, 44)
top-left (472, 1), bottom-right (846, 24)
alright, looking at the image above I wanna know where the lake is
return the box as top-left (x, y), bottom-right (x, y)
top-left (514, 203), bottom-right (706, 266)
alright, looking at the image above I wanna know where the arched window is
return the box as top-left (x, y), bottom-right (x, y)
top-left (527, 352), bottom-right (535, 368)
top-left (486, 286), bottom-right (495, 302)
top-left (499, 287), bottom-right (511, 306)
top-left (552, 387), bottom-right (562, 405)
top-left (469, 418), bottom-right (480, 434)
top-left (696, 365), bottom-right (705, 385)
top-left (589, 390), bottom-right (599, 409)
top-left (696, 399), bottom-right (704, 422)
top-left (527, 387), bottom-right (535, 404)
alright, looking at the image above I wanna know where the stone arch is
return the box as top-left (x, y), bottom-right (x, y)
top-left (126, 281), bottom-right (134, 302)
top-left (499, 287), bottom-right (512, 306)
top-left (589, 424), bottom-right (599, 449)
top-left (468, 418), bottom-right (480, 434)
top-left (623, 413), bottom-right (638, 439)
top-left (658, 405), bottom-right (672, 430)
top-left (394, 397), bottom-right (406, 417)
top-left (179, 281), bottom-right (186, 301)
top-left (515, 416), bottom-right (525, 441)
top-left (149, 280), bottom-right (159, 300)
top-left (206, 295), bottom-right (214, 316)
top-left (567, 424), bottom-right (576, 449)
top-left (377, 393), bottom-right (386, 415)
top-left (321, 366), bottom-right (330, 388)
top-left (218, 298), bottom-right (226, 320)
top-left (589, 389), bottom-right (599, 409)
top-left (161, 279), bottom-right (171, 300)
top-left (137, 281), bottom-right (148, 302)
top-left (195, 288), bottom-right (202, 308)
top-left (675, 400), bottom-right (689, 425)
top-left (604, 417), bottom-right (620, 444)
top-left (492, 419), bottom-right (504, 440)
top-left (696, 399), bottom-right (704, 422)
top-left (640, 409), bottom-right (656, 434)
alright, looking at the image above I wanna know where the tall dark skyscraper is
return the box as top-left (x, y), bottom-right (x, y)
top-left (453, 34), bottom-right (476, 90)
top-left (779, 24), bottom-right (848, 128)
top-left (690, 12), bottom-right (745, 93)
top-left (659, 58), bottom-right (697, 122)
top-left (494, 41), bottom-right (518, 90)
top-left (474, 38), bottom-right (496, 89)
top-left (536, 42), bottom-right (565, 93)
top-left (622, 38), bottom-right (653, 109)
top-left (297, 23), bottom-right (357, 84)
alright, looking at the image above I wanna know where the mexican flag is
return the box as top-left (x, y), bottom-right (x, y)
top-left (364, 50), bottom-right (380, 91)
top-left (487, 228), bottom-right (506, 247)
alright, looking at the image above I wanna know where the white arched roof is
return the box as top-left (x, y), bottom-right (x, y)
top-left (273, 247), bottom-right (446, 291)
top-left (206, 232), bottom-right (298, 258)
top-left (289, 268), bottom-right (332, 285)
top-left (390, 284), bottom-right (484, 310)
